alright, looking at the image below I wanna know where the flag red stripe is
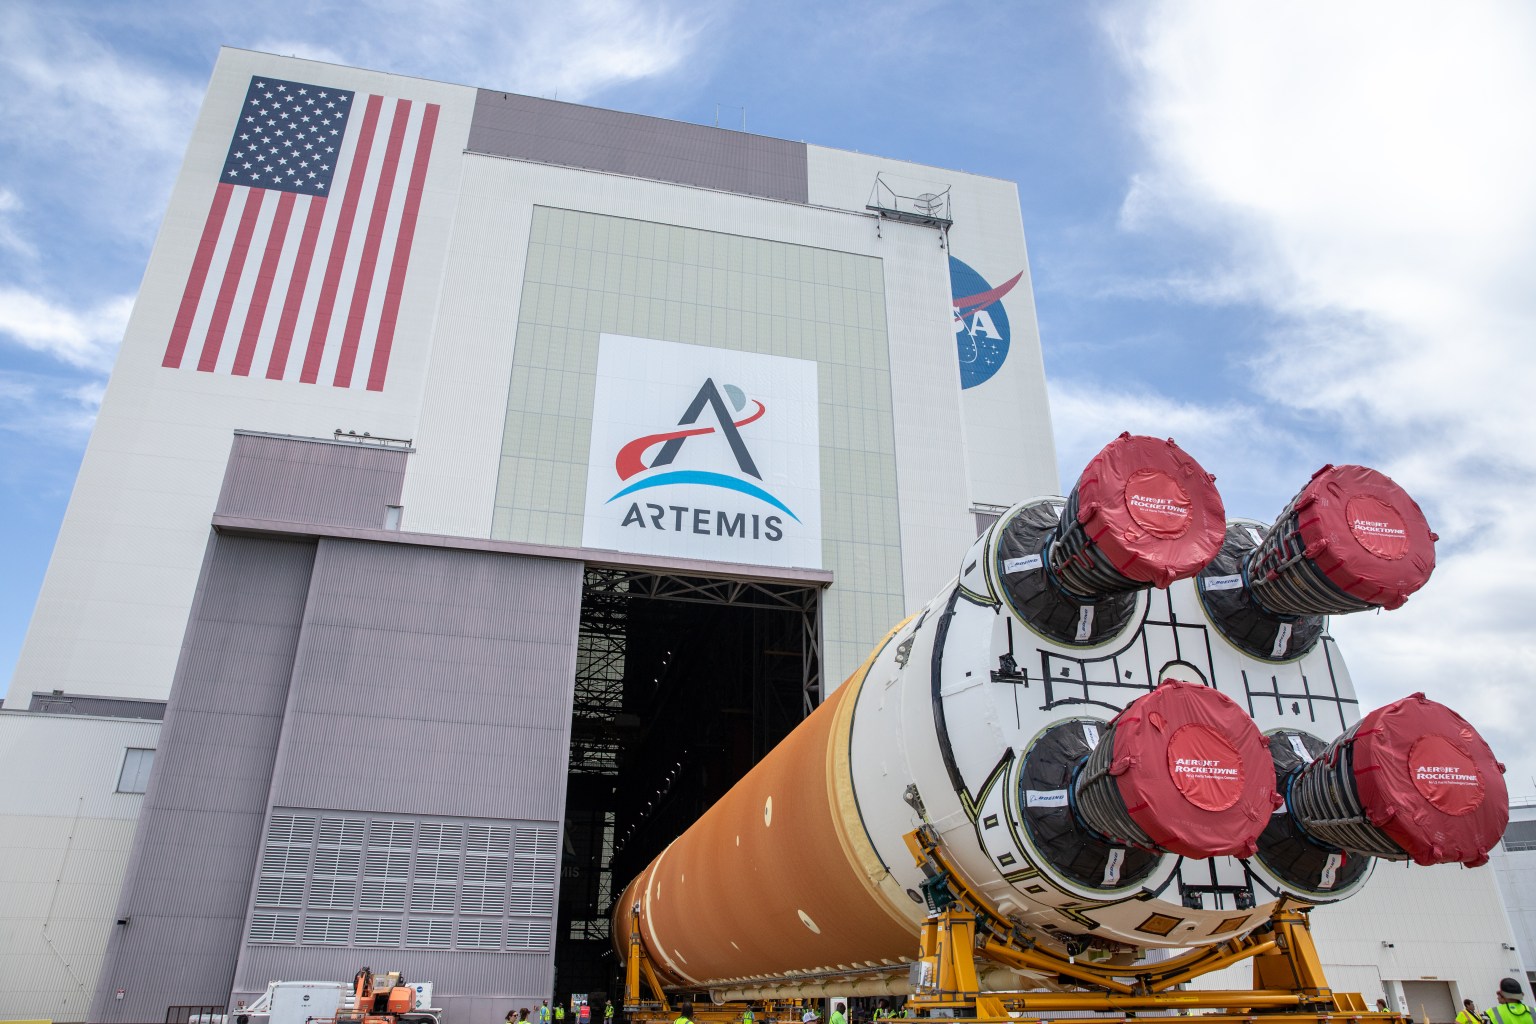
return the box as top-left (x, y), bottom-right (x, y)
top-left (266, 196), bottom-right (327, 380)
top-left (300, 93), bottom-right (384, 384)
top-left (368, 103), bottom-right (440, 392)
top-left (163, 183), bottom-right (235, 368)
top-left (197, 187), bottom-right (266, 372)
top-left (333, 98), bottom-right (411, 388)
top-left (232, 190), bottom-right (297, 376)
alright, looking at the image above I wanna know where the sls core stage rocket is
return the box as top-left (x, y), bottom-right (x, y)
top-left (613, 434), bottom-right (1507, 1014)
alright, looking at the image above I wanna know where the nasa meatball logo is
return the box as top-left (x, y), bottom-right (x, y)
top-left (606, 377), bottom-right (797, 539)
top-left (583, 334), bottom-right (822, 569)
top-left (950, 256), bottom-right (1024, 390)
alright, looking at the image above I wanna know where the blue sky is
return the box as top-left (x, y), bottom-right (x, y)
top-left (2, 2), bottom-right (1534, 790)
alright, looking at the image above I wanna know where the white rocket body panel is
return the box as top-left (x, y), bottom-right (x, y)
top-left (846, 502), bottom-right (1372, 951)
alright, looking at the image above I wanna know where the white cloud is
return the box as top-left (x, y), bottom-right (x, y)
top-left (0, 287), bottom-right (132, 370)
top-left (1101, 1), bottom-right (1536, 792)
top-left (0, 7), bottom-right (204, 242)
top-left (0, 187), bottom-right (35, 259)
top-left (252, 0), bottom-right (710, 103)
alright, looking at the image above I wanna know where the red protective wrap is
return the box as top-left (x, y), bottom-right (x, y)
top-left (1074, 433), bottom-right (1226, 588)
top-left (1107, 679), bottom-right (1281, 858)
top-left (1292, 464), bottom-right (1437, 610)
top-left (1350, 693), bottom-right (1508, 867)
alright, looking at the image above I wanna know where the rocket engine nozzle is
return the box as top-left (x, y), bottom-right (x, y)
top-left (1049, 433), bottom-right (1226, 596)
top-left (1071, 679), bottom-right (1282, 859)
top-left (1245, 464), bottom-right (1437, 616)
top-left (1285, 694), bottom-right (1508, 867)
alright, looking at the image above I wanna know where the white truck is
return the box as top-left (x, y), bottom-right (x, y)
top-left (232, 977), bottom-right (441, 1024)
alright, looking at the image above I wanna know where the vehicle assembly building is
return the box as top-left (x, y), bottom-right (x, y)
top-left (0, 48), bottom-right (1521, 1024)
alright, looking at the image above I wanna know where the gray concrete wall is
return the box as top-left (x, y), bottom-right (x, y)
top-left (217, 433), bottom-right (409, 530)
top-left (90, 532), bottom-right (586, 1024)
top-left (92, 432), bottom-right (590, 1022)
top-left (229, 539), bottom-right (584, 1018)
top-left (469, 90), bottom-right (809, 203)
top-left (270, 538), bottom-right (579, 822)
top-left (90, 533), bottom-right (318, 1022)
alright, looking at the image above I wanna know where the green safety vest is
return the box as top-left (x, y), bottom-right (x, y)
top-left (606, 1009), bottom-right (614, 1020)
top-left (1491, 1005), bottom-right (1532, 1024)
top-left (744, 1013), bottom-right (755, 1024)
top-left (557, 1010), bottom-right (566, 1020)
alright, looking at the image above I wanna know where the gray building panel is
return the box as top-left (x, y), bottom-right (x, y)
top-left (290, 626), bottom-right (577, 725)
top-left (469, 90), bottom-right (809, 203)
top-left (273, 713), bottom-right (571, 821)
top-left (26, 692), bottom-right (166, 719)
top-left (217, 432), bottom-right (409, 529)
top-left (269, 538), bottom-right (582, 820)
top-left (128, 811), bottom-right (289, 899)
top-left (235, 538), bottom-right (584, 1015)
top-left (100, 914), bottom-right (248, 1000)
top-left (91, 534), bottom-right (317, 1022)
top-left (98, 438), bottom-right (585, 1024)
top-left (173, 643), bottom-right (317, 717)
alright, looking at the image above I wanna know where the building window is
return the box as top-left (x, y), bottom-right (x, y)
top-left (116, 748), bottom-right (155, 793)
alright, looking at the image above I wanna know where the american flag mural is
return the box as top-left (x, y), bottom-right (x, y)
top-left (161, 76), bottom-right (440, 392)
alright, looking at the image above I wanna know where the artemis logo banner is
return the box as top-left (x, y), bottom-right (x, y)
top-left (160, 75), bottom-right (440, 391)
top-left (583, 335), bottom-right (823, 568)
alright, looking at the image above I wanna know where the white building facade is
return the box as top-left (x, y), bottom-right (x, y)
top-left (0, 47), bottom-right (1055, 1022)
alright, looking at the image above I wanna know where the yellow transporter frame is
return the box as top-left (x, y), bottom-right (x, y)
top-left (623, 826), bottom-right (1401, 1024)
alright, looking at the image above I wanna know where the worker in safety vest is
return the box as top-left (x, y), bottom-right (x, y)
top-left (1490, 980), bottom-right (1532, 1024)
top-left (829, 1002), bottom-right (846, 1024)
top-left (540, 1001), bottom-right (551, 1024)
top-left (742, 1007), bottom-right (754, 1024)
top-left (557, 1005), bottom-right (567, 1024)
top-left (605, 1005), bottom-right (614, 1024)
top-left (675, 1004), bottom-right (694, 1024)
top-left (1461, 1000), bottom-right (1491, 1024)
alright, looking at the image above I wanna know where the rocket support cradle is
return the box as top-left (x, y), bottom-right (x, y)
top-left (614, 434), bottom-right (1506, 1019)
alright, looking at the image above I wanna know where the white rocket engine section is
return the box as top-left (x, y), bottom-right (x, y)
top-left (614, 434), bottom-right (1506, 992)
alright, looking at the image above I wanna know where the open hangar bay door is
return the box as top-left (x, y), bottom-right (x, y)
top-left (555, 566), bottom-right (824, 1003)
